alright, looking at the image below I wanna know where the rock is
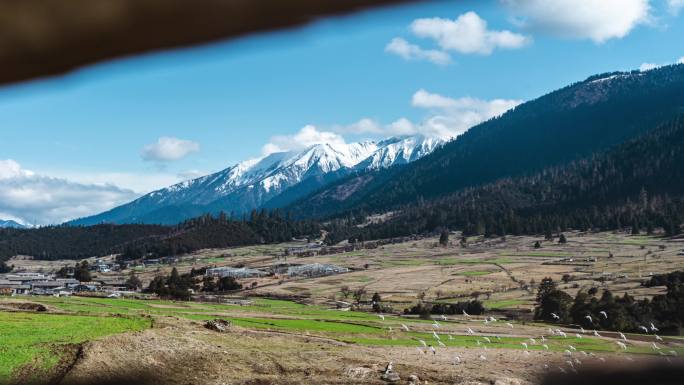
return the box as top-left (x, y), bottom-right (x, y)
top-left (344, 366), bottom-right (372, 379)
top-left (204, 319), bottom-right (231, 332)
top-left (381, 371), bottom-right (400, 382)
top-left (494, 379), bottom-right (523, 385)
top-left (408, 374), bottom-right (420, 384)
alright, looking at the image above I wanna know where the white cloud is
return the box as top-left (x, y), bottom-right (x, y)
top-left (637, 55), bottom-right (684, 72)
top-left (411, 89), bottom-right (462, 109)
top-left (332, 118), bottom-right (383, 135)
top-left (141, 136), bottom-right (200, 162)
top-left (0, 159), bottom-right (34, 179)
top-left (0, 159), bottom-right (138, 225)
top-left (46, 170), bottom-right (182, 194)
top-left (328, 90), bottom-right (522, 140)
top-left (502, 0), bottom-right (651, 43)
top-left (262, 125), bottom-right (347, 155)
top-left (410, 12), bottom-right (531, 55)
top-left (385, 37), bottom-right (452, 65)
top-left (669, 0), bottom-right (684, 15)
top-left (407, 90), bottom-right (523, 138)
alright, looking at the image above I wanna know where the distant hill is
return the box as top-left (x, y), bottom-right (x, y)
top-left (0, 220), bottom-right (25, 229)
top-left (288, 65), bottom-right (684, 218)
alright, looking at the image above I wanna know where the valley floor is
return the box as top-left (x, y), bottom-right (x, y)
top-left (2, 231), bottom-right (684, 384)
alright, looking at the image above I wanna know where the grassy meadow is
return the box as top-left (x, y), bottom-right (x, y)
top-left (2, 294), bottom-right (680, 382)
top-left (0, 311), bottom-right (148, 381)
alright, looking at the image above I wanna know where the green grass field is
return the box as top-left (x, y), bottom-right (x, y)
top-left (2, 295), bottom-right (681, 382)
top-left (484, 299), bottom-right (528, 309)
top-left (0, 311), bottom-right (148, 382)
top-left (459, 271), bottom-right (493, 277)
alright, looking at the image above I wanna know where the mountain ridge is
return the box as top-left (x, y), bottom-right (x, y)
top-left (285, 64), bottom-right (684, 219)
top-left (70, 134), bottom-right (444, 225)
top-left (0, 220), bottom-right (25, 229)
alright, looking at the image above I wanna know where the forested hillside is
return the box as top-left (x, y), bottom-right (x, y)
top-left (290, 65), bottom-right (684, 218)
top-left (0, 224), bottom-right (170, 260)
top-left (117, 211), bottom-right (321, 260)
top-left (0, 211), bottom-right (321, 261)
top-left (325, 114), bottom-right (684, 243)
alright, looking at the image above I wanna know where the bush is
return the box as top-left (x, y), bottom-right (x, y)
top-left (147, 267), bottom-right (197, 300)
top-left (217, 276), bottom-right (242, 291)
top-left (405, 300), bottom-right (484, 317)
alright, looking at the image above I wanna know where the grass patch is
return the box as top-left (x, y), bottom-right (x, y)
top-left (459, 271), bottom-right (492, 277)
top-left (484, 299), bottom-right (528, 309)
top-left (381, 259), bottom-right (427, 267)
top-left (202, 257), bottom-right (226, 263)
top-left (0, 312), bottom-right (148, 382)
top-left (502, 252), bottom-right (572, 257)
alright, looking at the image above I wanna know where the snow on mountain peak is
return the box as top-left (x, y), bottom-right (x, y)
top-left (76, 134), bottom-right (445, 224)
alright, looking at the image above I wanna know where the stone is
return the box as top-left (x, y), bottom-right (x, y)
top-left (381, 371), bottom-right (401, 382)
top-left (494, 378), bottom-right (523, 385)
top-left (204, 319), bottom-right (231, 332)
top-left (344, 367), bottom-right (372, 379)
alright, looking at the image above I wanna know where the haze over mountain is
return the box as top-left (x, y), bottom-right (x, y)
top-left (71, 135), bottom-right (444, 225)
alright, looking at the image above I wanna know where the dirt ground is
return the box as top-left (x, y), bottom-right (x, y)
top-left (59, 315), bottom-right (684, 385)
top-left (58, 316), bottom-right (576, 385)
top-left (11, 231), bottom-right (682, 314)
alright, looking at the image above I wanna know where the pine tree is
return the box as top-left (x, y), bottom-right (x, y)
top-left (439, 230), bottom-right (449, 246)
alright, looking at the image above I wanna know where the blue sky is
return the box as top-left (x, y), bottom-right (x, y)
top-left (1, 0), bottom-right (683, 224)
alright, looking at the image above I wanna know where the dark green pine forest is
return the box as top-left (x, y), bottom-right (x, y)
top-left (288, 65), bottom-right (684, 218)
top-left (0, 211), bottom-right (321, 262)
top-left (324, 114), bottom-right (684, 244)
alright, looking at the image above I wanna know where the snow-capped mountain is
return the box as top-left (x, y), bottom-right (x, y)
top-left (0, 219), bottom-right (26, 229)
top-left (70, 135), bottom-right (444, 225)
top-left (355, 135), bottom-right (443, 171)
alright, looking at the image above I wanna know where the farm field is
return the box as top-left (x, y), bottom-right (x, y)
top-left (0, 310), bottom-right (148, 383)
top-left (2, 295), bottom-right (683, 385)
top-left (2, 231), bottom-right (684, 384)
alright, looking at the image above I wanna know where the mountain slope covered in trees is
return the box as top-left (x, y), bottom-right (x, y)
top-left (325, 114), bottom-right (684, 243)
top-left (289, 65), bottom-right (684, 219)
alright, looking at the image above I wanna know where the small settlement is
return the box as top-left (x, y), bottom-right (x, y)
top-left (0, 259), bottom-right (128, 297)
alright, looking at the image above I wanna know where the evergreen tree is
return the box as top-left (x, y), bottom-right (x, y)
top-left (73, 261), bottom-right (91, 282)
top-left (125, 272), bottom-right (142, 290)
top-left (439, 230), bottom-right (449, 246)
top-left (0, 261), bottom-right (13, 274)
